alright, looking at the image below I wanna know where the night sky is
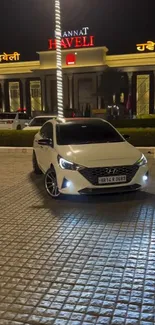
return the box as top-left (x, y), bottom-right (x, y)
top-left (0, 0), bottom-right (155, 61)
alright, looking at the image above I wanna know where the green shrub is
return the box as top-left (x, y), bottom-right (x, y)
top-left (0, 128), bottom-right (155, 147)
top-left (136, 114), bottom-right (155, 119)
top-left (111, 119), bottom-right (155, 128)
top-left (0, 130), bottom-right (38, 147)
top-left (118, 128), bottom-right (155, 147)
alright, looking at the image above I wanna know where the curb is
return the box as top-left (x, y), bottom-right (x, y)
top-left (0, 147), bottom-right (155, 158)
top-left (0, 147), bottom-right (33, 153)
top-left (137, 147), bottom-right (155, 158)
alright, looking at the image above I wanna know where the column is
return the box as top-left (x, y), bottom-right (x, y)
top-left (21, 78), bottom-right (26, 109)
top-left (68, 74), bottom-right (73, 109)
top-left (41, 76), bottom-right (46, 112)
top-left (97, 73), bottom-right (102, 109)
top-left (127, 72), bottom-right (133, 117)
top-left (0, 80), bottom-right (5, 112)
top-left (153, 71), bottom-right (155, 113)
top-left (127, 72), bottom-right (133, 93)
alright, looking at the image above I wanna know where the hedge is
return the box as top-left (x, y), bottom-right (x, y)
top-left (136, 114), bottom-right (155, 119)
top-left (118, 128), bottom-right (155, 147)
top-left (0, 129), bottom-right (155, 147)
top-left (111, 119), bottom-right (155, 128)
top-left (0, 130), bottom-right (37, 147)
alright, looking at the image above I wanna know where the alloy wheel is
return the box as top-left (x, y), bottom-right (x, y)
top-left (45, 168), bottom-right (60, 198)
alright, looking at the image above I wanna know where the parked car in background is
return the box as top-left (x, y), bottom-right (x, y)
top-left (0, 112), bottom-right (30, 130)
top-left (23, 115), bottom-right (57, 130)
top-left (32, 118), bottom-right (149, 198)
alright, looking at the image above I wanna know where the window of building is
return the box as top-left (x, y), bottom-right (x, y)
top-left (9, 82), bottom-right (20, 112)
top-left (30, 80), bottom-right (42, 111)
top-left (120, 93), bottom-right (124, 103)
top-left (136, 75), bottom-right (150, 116)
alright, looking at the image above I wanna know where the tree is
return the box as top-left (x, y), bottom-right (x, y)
top-left (98, 68), bottom-right (128, 107)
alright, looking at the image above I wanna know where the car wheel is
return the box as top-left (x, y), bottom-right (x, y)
top-left (17, 125), bottom-right (21, 130)
top-left (44, 167), bottom-right (60, 198)
top-left (32, 150), bottom-right (42, 174)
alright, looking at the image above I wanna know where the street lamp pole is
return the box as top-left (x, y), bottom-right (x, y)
top-left (55, 0), bottom-right (64, 117)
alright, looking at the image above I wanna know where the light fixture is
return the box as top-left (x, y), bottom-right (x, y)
top-left (61, 178), bottom-right (71, 189)
top-left (143, 175), bottom-right (148, 182)
top-left (58, 155), bottom-right (84, 171)
top-left (136, 154), bottom-right (147, 166)
top-left (55, 0), bottom-right (64, 118)
top-left (66, 181), bottom-right (71, 188)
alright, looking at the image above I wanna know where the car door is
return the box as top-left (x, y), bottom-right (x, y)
top-left (38, 122), bottom-right (54, 172)
top-left (35, 123), bottom-right (48, 168)
top-left (18, 113), bottom-right (30, 129)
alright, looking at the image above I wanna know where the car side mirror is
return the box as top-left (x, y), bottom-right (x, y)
top-left (123, 134), bottom-right (130, 140)
top-left (25, 122), bottom-right (29, 126)
top-left (38, 138), bottom-right (53, 146)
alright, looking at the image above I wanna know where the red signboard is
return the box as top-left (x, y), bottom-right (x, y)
top-left (48, 36), bottom-right (94, 50)
top-left (66, 54), bottom-right (76, 65)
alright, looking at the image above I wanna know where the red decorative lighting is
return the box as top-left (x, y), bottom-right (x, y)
top-left (48, 36), bottom-right (94, 50)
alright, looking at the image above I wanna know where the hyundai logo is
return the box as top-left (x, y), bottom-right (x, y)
top-left (105, 168), bottom-right (118, 175)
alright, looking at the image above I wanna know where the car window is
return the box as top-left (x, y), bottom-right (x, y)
top-left (56, 120), bottom-right (124, 145)
top-left (0, 113), bottom-right (16, 119)
top-left (40, 122), bottom-right (53, 140)
top-left (18, 113), bottom-right (29, 120)
top-left (29, 117), bottom-right (53, 126)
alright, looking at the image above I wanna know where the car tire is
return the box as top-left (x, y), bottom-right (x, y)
top-left (17, 125), bottom-right (22, 130)
top-left (44, 167), bottom-right (60, 198)
top-left (32, 150), bottom-right (42, 174)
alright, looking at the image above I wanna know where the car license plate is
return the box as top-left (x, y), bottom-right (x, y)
top-left (98, 175), bottom-right (126, 185)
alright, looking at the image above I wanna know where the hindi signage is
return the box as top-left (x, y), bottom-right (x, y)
top-left (136, 41), bottom-right (155, 52)
top-left (0, 52), bottom-right (20, 63)
top-left (48, 27), bottom-right (95, 50)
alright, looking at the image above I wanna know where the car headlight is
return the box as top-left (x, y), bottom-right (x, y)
top-left (136, 154), bottom-right (147, 166)
top-left (58, 155), bottom-right (83, 171)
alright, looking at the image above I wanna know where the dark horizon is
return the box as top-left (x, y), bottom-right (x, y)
top-left (0, 0), bottom-right (155, 61)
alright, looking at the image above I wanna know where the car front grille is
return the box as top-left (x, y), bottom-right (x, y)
top-left (79, 165), bottom-right (139, 186)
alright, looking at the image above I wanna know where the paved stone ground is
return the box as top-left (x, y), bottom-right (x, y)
top-left (0, 152), bottom-right (155, 325)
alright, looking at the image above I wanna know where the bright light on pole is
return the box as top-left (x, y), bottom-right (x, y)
top-left (55, 0), bottom-right (64, 118)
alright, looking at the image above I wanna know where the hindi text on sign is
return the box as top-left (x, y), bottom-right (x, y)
top-left (0, 52), bottom-right (20, 62)
top-left (136, 41), bottom-right (155, 52)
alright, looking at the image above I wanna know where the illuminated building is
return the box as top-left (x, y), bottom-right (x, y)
top-left (0, 33), bottom-right (155, 116)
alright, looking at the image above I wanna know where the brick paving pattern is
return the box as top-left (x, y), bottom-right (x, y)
top-left (0, 152), bottom-right (155, 325)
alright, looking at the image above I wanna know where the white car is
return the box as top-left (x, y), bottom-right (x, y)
top-left (23, 115), bottom-right (57, 130)
top-left (0, 112), bottom-right (30, 130)
top-left (33, 118), bottom-right (148, 198)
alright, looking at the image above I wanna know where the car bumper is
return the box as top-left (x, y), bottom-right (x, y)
top-left (56, 165), bottom-right (149, 195)
top-left (0, 125), bottom-right (14, 130)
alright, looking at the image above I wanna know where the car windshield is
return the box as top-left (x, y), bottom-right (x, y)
top-left (56, 120), bottom-right (124, 145)
top-left (29, 117), bottom-right (53, 126)
top-left (0, 113), bottom-right (16, 119)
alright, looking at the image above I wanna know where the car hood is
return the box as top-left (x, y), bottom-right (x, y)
top-left (57, 142), bottom-right (141, 167)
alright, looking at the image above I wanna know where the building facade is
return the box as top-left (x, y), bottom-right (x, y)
top-left (0, 47), bottom-right (155, 116)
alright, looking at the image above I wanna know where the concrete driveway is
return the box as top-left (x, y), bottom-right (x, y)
top-left (0, 152), bottom-right (155, 325)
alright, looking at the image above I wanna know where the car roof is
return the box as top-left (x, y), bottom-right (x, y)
top-left (33, 115), bottom-right (57, 118)
top-left (55, 117), bottom-right (107, 125)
